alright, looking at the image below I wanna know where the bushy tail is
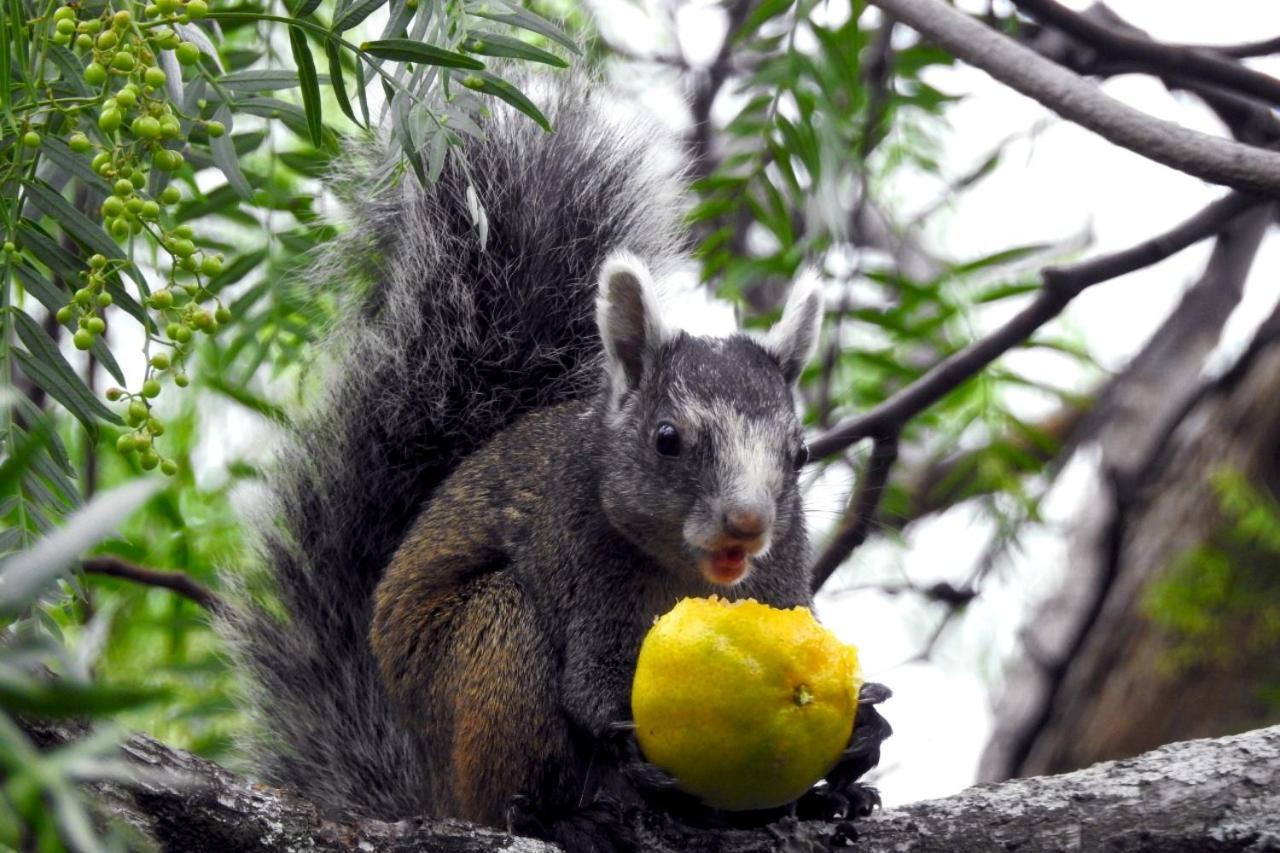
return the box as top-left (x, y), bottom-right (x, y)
top-left (220, 73), bottom-right (689, 817)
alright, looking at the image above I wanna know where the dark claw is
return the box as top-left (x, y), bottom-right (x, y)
top-left (507, 793), bottom-right (634, 853)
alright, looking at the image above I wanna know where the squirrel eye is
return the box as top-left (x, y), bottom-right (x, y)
top-left (793, 443), bottom-right (809, 471)
top-left (655, 422), bottom-right (682, 457)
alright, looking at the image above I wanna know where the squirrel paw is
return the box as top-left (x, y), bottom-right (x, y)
top-left (507, 793), bottom-right (635, 853)
top-left (798, 681), bottom-right (893, 821)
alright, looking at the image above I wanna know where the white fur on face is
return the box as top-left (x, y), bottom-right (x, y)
top-left (763, 268), bottom-right (824, 384)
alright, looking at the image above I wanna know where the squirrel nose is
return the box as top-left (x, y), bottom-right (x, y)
top-left (723, 507), bottom-right (769, 540)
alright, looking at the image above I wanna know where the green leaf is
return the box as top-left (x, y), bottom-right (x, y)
top-left (290, 0), bottom-right (323, 16)
top-left (461, 32), bottom-right (567, 67)
top-left (11, 314), bottom-right (120, 432)
top-left (0, 671), bottom-right (169, 717)
top-left (209, 105), bottom-right (253, 199)
top-left (333, 0), bottom-right (390, 31)
top-left (38, 136), bottom-right (113, 196)
top-left (325, 38), bottom-right (360, 126)
top-left (219, 69), bottom-right (302, 92)
top-left (461, 71), bottom-right (551, 132)
top-left (737, 0), bottom-right (794, 42)
top-left (472, 5), bottom-right (579, 54)
top-left (289, 27), bottom-right (325, 147)
top-left (360, 39), bottom-right (485, 69)
top-left (22, 179), bottom-right (123, 263)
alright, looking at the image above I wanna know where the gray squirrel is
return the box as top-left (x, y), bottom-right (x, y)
top-left (221, 71), bottom-right (889, 850)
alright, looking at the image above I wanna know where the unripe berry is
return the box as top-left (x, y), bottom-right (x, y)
top-left (160, 459), bottom-right (178, 476)
top-left (98, 108), bottom-right (122, 133)
top-left (145, 3), bottom-right (160, 16)
top-left (105, 387), bottom-right (123, 401)
top-left (96, 29), bottom-right (118, 49)
top-left (205, 120), bottom-right (225, 138)
top-left (113, 88), bottom-right (137, 108)
top-left (153, 289), bottom-right (175, 308)
top-left (170, 238), bottom-right (195, 258)
top-left (179, 255), bottom-right (198, 272)
top-left (200, 254), bottom-right (223, 276)
top-left (160, 185), bottom-right (181, 204)
top-left (91, 151), bottom-right (111, 172)
top-left (112, 9), bottom-right (132, 28)
top-left (174, 372), bottom-right (189, 387)
top-left (148, 417), bottom-right (165, 435)
top-left (56, 305), bottom-right (74, 324)
top-left (150, 352), bottom-right (171, 369)
top-left (116, 433), bottom-right (136, 453)
top-left (69, 132), bottom-right (92, 152)
top-left (86, 317), bottom-right (106, 334)
top-left (75, 289), bottom-right (93, 307)
top-left (142, 378), bottom-right (161, 398)
top-left (175, 41), bottom-right (199, 64)
top-left (186, 0), bottom-right (208, 18)
top-left (53, 6), bottom-right (75, 21)
top-left (113, 178), bottom-right (133, 197)
top-left (173, 224), bottom-right (194, 239)
top-left (84, 62), bottom-right (107, 85)
top-left (126, 197), bottom-right (144, 214)
top-left (174, 325), bottom-right (192, 343)
top-left (111, 51), bottom-right (136, 72)
top-left (140, 450), bottom-right (160, 470)
top-left (102, 196), bottom-right (125, 217)
top-left (97, 292), bottom-right (114, 307)
top-left (159, 114), bottom-right (181, 138)
top-left (75, 33), bottom-right (93, 49)
top-left (55, 17), bottom-right (76, 34)
top-left (132, 115), bottom-right (161, 138)
top-left (22, 131), bottom-right (40, 148)
top-left (165, 322), bottom-right (181, 339)
top-left (144, 66), bottom-right (167, 87)
top-left (214, 305), bottom-right (231, 323)
top-left (73, 329), bottom-right (93, 350)
top-left (141, 200), bottom-right (160, 219)
top-left (50, 31), bottom-right (71, 45)
top-left (110, 217), bottom-right (131, 240)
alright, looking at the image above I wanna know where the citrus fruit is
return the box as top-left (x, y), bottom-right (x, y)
top-left (630, 596), bottom-right (859, 811)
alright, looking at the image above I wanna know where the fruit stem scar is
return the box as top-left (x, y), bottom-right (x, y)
top-left (793, 684), bottom-right (813, 707)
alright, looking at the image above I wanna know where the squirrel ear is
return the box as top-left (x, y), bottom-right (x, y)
top-left (597, 250), bottom-right (669, 393)
top-left (763, 269), bottom-right (824, 384)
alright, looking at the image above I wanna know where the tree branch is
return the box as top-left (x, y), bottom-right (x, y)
top-left (810, 436), bottom-right (899, 592)
top-left (809, 190), bottom-right (1261, 461)
top-left (867, 0), bottom-right (1280, 196)
top-left (80, 557), bottom-right (224, 613)
top-left (1010, 0), bottom-right (1280, 108)
top-left (24, 716), bottom-right (1280, 851)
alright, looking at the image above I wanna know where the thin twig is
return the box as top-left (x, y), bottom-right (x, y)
top-left (1011, 0), bottom-right (1280, 108)
top-left (868, 0), bottom-right (1280, 196)
top-left (809, 190), bottom-right (1261, 460)
top-left (81, 556), bottom-right (224, 613)
top-left (810, 434), bottom-right (899, 592)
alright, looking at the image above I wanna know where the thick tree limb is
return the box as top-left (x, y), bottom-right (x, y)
top-left (81, 556), bottom-right (224, 613)
top-left (1011, 0), bottom-right (1280, 108)
top-left (25, 717), bottom-right (1280, 851)
top-left (867, 0), bottom-right (1280, 196)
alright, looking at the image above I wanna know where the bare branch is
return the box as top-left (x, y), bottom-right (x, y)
top-left (868, 0), bottom-right (1280, 196)
top-left (1011, 0), bottom-right (1280, 108)
top-left (810, 435), bottom-right (899, 592)
top-left (809, 190), bottom-right (1261, 461)
top-left (81, 556), bottom-right (224, 613)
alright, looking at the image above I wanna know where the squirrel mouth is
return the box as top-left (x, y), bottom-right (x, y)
top-left (702, 547), bottom-right (750, 585)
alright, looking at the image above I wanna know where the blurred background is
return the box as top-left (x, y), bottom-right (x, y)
top-left (3, 0), bottom-right (1279, 844)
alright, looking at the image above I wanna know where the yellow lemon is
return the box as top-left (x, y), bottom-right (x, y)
top-left (630, 596), bottom-right (859, 811)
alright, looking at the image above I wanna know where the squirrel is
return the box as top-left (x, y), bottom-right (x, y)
top-left (221, 71), bottom-right (890, 850)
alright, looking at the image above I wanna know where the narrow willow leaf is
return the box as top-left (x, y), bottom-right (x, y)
top-left (47, 45), bottom-right (92, 97)
top-left (17, 221), bottom-right (80, 282)
top-left (17, 262), bottom-right (129, 384)
top-left (461, 31), bottom-right (567, 67)
top-left (219, 69), bottom-right (302, 92)
top-left (12, 348), bottom-right (116, 436)
top-left (291, 0), bottom-right (323, 16)
top-left (22, 179), bottom-right (123, 262)
top-left (324, 38), bottom-right (360, 126)
top-left (210, 105), bottom-right (253, 199)
top-left (737, 0), bottom-right (793, 42)
top-left (11, 313), bottom-right (120, 426)
top-left (472, 5), bottom-right (579, 54)
top-left (288, 26), bottom-right (324, 146)
top-left (361, 39), bottom-right (485, 69)
top-left (333, 0), bottom-right (391, 32)
top-left (38, 136), bottom-right (112, 196)
top-left (461, 71), bottom-right (551, 132)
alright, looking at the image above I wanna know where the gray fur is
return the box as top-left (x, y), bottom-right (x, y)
top-left (220, 73), bottom-right (691, 818)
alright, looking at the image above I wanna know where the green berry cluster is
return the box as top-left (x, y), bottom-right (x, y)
top-left (33, 0), bottom-right (233, 473)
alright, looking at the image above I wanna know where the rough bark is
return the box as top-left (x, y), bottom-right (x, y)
top-left (26, 719), bottom-right (1280, 852)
